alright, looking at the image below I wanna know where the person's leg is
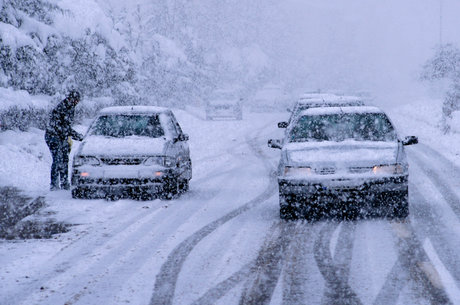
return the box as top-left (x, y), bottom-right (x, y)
top-left (60, 142), bottom-right (71, 189)
top-left (45, 134), bottom-right (60, 190)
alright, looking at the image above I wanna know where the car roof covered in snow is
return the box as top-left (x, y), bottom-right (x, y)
top-left (297, 95), bottom-right (365, 105)
top-left (98, 106), bottom-right (170, 115)
top-left (298, 93), bottom-right (338, 100)
top-left (298, 105), bottom-right (384, 116)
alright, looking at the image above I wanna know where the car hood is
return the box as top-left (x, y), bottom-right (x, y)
top-left (283, 140), bottom-right (398, 167)
top-left (78, 135), bottom-right (167, 157)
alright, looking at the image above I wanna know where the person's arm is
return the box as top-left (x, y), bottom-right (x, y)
top-left (70, 129), bottom-right (84, 141)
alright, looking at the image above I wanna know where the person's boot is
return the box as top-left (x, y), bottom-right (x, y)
top-left (50, 185), bottom-right (60, 191)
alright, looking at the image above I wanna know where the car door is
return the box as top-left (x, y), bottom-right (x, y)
top-left (165, 111), bottom-right (191, 179)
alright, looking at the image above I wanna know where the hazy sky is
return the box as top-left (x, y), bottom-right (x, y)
top-left (100, 0), bottom-right (460, 104)
top-left (271, 0), bottom-right (460, 104)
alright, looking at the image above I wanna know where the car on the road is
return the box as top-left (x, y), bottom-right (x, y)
top-left (278, 94), bottom-right (365, 128)
top-left (268, 105), bottom-right (418, 220)
top-left (205, 90), bottom-right (243, 120)
top-left (71, 106), bottom-right (192, 200)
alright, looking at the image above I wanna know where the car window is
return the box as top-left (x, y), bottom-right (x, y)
top-left (90, 114), bottom-right (165, 138)
top-left (288, 112), bottom-right (397, 142)
top-left (161, 113), bottom-right (180, 138)
top-left (169, 113), bottom-right (183, 135)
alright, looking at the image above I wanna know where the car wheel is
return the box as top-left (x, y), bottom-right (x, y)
top-left (160, 178), bottom-right (179, 200)
top-left (392, 194), bottom-right (409, 219)
top-left (179, 179), bottom-right (189, 193)
top-left (279, 194), bottom-right (296, 220)
top-left (71, 187), bottom-right (87, 199)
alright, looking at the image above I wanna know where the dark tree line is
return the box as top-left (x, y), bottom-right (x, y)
top-left (421, 44), bottom-right (460, 133)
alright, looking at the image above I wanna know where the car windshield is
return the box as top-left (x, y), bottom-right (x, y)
top-left (291, 101), bottom-right (363, 121)
top-left (211, 91), bottom-right (236, 100)
top-left (289, 112), bottom-right (397, 142)
top-left (90, 114), bottom-right (165, 138)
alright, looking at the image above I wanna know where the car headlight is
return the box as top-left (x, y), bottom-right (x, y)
top-left (372, 164), bottom-right (404, 175)
top-left (74, 156), bottom-right (100, 166)
top-left (144, 156), bottom-right (176, 167)
top-left (284, 166), bottom-right (312, 177)
top-left (144, 156), bottom-right (165, 166)
top-left (164, 157), bottom-right (175, 167)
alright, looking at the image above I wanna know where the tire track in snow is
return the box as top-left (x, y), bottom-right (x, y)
top-left (409, 145), bottom-right (460, 221)
top-left (409, 182), bottom-right (460, 292)
top-left (332, 222), bottom-right (356, 287)
top-left (314, 222), bottom-right (363, 305)
top-left (19, 202), bottom-right (172, 305)
top-left (372, 147), bottom-right (456, 305)
top-left (238, 221), bottom-right (295, 305)
top-left (389, 220), bottom-right (452, 305)
top-left (190, 262), bottom-right (254, 305)
top-left (149, 130), bottom-right (277, 305)
top-left (4, 201), bottom-right (165, 305)
top-left (282, 222), bottom-right (320, 305)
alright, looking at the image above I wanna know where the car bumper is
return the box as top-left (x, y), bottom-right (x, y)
top-left (278, 175), bottom-right (408, 195)
top-left (278, 175), bottom-right (408, 218)
top-left (71, 166), bottom-right (180, 190)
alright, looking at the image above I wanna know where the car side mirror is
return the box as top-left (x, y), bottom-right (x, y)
top-left (268, 139), bottom-right (283, 149)
top-left (278, 121), bottom-right (288, 128)
top-left (175, 134), bottom-right (189, 142)
top-left (402, 136), bottom-right (418, 146)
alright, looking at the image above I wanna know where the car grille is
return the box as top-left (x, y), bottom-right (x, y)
top-left (348, 166), bottom-right (373, 174)
top-left (100, 157), bottom-right (145, 165)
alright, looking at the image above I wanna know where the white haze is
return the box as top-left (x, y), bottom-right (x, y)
top-left (98, 0), bottom-right (460, 107)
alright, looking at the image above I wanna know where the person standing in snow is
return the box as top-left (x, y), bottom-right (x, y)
top-left (45, 90), bottom-right (84, 190)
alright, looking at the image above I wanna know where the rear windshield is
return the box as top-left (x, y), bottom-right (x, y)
top-left (90, 114), bottom-right (164, 138)
top-left (289, 112), bottom-right (397, 142)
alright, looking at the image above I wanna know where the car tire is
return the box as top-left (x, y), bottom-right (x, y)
top-left (279, 194), bottom-right (296, 220)
top-left (392, 196), bottom-right (409, 219)
top-left (384, 190), bottom-right (409, 219)
top-left (71, 187), bottom-right (87, 199)
top-left (179, 179), bottom-right (189, 193)
top-left (160, 178), bottom-right (179, 200)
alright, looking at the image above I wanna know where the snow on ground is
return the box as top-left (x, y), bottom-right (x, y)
top-left (2, 92), bottom-right (460, 304)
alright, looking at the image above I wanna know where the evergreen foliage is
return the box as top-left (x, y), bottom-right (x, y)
top-left (421, 44), bottom-right (460, 133)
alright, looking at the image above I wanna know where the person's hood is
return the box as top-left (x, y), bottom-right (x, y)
top-left (78, 135), bottom-right (167, 157)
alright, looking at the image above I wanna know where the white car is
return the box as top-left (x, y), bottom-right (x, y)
top-left (71, 106), bottom-right (192, 200)
top-left (269, 105), bottom-right (418, 220)
top-left (205, 90), bottom-right (243, 120)
top-left (278, 94), bottom-right (365, 128)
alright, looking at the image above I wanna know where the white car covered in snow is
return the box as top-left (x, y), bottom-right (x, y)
top-left (278, 94), bottom-right (365, 128)
top-left (205, 90), bottom-right (243, 120)
top-left (268, 105), bottom-right (418, 220)
top-left (71, 106), bottom-right (192, 200)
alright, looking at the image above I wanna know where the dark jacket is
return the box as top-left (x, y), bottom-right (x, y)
top-left (45, 98), bottom-right (83, 141)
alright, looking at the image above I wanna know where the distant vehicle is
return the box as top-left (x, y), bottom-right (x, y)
top-left (297, 92), bottom-right (338, 101)
top-left (278, 95), bottom-right (366, 128)
top-left (268, 105), bottom-right (418, 220)
top-left (71, 106), bottom-right (192, 200)
top-left (205, 90), bottom-right (243, 120)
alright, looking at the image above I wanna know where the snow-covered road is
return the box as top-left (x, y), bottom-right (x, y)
top-left (2, 107), bottom-right (460, 305)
